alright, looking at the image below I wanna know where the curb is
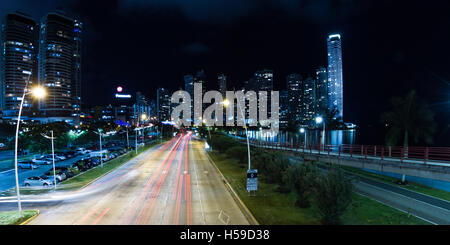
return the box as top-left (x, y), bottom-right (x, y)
top-left (19, 210), bottom-right (40, 225)
top-left (205, 150), bottom-right (260, 225)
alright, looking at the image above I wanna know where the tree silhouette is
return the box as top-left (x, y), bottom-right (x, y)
top-left (381, 90), bottom-right (436, 146)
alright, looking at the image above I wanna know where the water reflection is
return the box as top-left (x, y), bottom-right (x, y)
top-left (247, 129), bottom-right (357, 146)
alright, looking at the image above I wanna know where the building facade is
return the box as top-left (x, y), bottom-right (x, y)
top-left (327, 33), bottom-right (343, 120)
top-left (156, 87), bottom-right (171, 122)
top-left (302, 76), bottom-right (316, 125)
top-left (286, 73), bottom-right (302, 123)
top-left (315, 67), bottom-right (328, 116)
top-left (38, 12), bottom-right (81, 120)
top-left (0, 12), bottom-right (38, 118)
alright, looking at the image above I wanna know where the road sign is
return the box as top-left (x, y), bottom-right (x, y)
top-left (247, 169), bottom-right (258, 192)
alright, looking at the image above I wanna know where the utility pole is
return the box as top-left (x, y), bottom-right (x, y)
top-left (42, 131), bottom-right (57, 189)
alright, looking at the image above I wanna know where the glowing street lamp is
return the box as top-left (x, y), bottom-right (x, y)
top-left (14, 71), bottom-right (46, 217)
top-left (299, 128), bottom-right (306, 146)
top-left (315, 116), bottom-right (325, 149)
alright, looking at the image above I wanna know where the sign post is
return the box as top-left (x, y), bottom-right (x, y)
top-left (246, 169), bottom-right (258, 196)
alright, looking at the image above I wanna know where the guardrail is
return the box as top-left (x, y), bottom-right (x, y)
top-left (245, 139), bottom-right (450, 165)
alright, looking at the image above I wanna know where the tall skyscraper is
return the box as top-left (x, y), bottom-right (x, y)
top-left (302, 76), bottom-right (316, 125)
top-left (253, 69), bottom-right (273, 92)
top-left (184, 74), bottom-right (194, 99)
top-left (315, 67), bottom-right (328, 116)
top-left (38, 12), bottom-right (81, 119)
top-left (327, 33), bottom-right (343, 120)
top-left (0, 12), bottom-right (38, 118)
top-left (72, 20), bottom-right (82, 122)
top-left (286, 73), bottom-right (302, 123)
top-left (156, 87), bottom-right (171, 121)
top-left (218, 73), bottom-right (227, 97)
top-left (279, 90), bottom-right (289, 129)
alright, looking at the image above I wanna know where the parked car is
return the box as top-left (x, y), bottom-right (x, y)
top-left (31, 156), bottom-right (51, 165)
top-left (44, 170), bottom-right (67, 182)
top-left (54, 154), bottom-right (66, 161)
top-left (18, 160), bottom-right (39, 169)
top-left (24, 176), bottom-right (53, 187)
top-left (54, 167), bottom-right (75, 178)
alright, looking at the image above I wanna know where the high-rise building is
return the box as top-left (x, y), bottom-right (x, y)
top-left (134, 91), bottom-right (151, 125)
top-left (184, 74), bottom-right (194, 99)
top-left (327, 33), bottom-right (343, 120)
top-left (0, 12), bottom-right (38, 118)
top-left (156, 87), bottom-right (171, 122)
top-left (302, 76), bottom-right (316, 125)
top-left (315, 67), bottom-right (328, 116)
top-left (72, 19), bottom-right (82, 122)
top-left (253, 69), bottom-right (273, 92)
top-left (286, 73), bottom-right (302, 123)
top-left (38, 12), bottom-right (80, 119)
top-left (218, 73), bottom-right (227, 97)
top-left (279, 90), bottom-right (289, 129)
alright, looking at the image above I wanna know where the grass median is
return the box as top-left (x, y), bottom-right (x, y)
top-left (208, 151), bottom-right (430, 225)
top-left (0, 210), bottom-right (38, 225)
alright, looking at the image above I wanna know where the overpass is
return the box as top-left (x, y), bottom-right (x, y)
top-left (246, 139), bottom-right (450, 182)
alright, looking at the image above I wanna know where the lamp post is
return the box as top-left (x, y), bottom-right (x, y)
top-left (315, 116), bottom-right (325, 150)
top-left (300, 128), bottom-right (306, 146)
top-left (93, 129), bottom-right (105, 167)
top-left (14, 70), bottom-right (46, 217)
top-left (140, 114), bottom-right (147, 146)
top-left (41, 131), bottom-right (57, 189)
top-left (224, 99), bottom-right (251, 170)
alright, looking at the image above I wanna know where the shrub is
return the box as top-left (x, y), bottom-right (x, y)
top-left (252, 151), bottom-right (290, 184)
top-left (225, 146), bottom-right (248, 164)
top-left (283, 163), bottom-right (318, 208)
top-left (314, 167), bottom-right (353, 225)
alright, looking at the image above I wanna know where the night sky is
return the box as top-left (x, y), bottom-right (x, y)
top-left (2, 0), bottom-right (450, 144)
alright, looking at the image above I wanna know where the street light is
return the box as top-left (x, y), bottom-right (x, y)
top-left (14, 70), bottom-right (46, 217)
top-left (315, 116), bottom-right (325, 150)
top-left (93, 129), bottom-right (105, 167)
top-left (299, 128), bottom-right (306, 146)
top-left (41, 131), bottom-right (57, 189)
top-left (224, 99), bottom-right (252, 171)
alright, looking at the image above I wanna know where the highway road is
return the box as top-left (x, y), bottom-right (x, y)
top-left (0, 133), bottom-right (249, 225)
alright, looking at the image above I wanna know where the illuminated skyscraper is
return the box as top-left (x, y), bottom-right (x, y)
top-left (38, 12), bottom-right (82, 120)
top-left (0, 12), bottom-right (38, 118)
top-left (218, 73), bottom-right (227, 97)
top-left (327, 33), bottom-right (343, 120)
top-left (286, 73), bottom-right (302, 122)
top-left (315, 67), bottom-right (328, 116)
top-left (156, 87), bottom-right (171, 121)
top-left (302, 76), bottom-right (316, 124)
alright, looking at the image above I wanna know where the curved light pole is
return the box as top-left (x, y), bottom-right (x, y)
top-left (224, 99), bottom-right (251, 170)
top-left (14, 70), bottom-right (46, 216)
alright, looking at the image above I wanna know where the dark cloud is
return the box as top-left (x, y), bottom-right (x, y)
top-left (181, 42), bottom-right (210, 54)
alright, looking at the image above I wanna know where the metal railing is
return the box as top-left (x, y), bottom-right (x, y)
top-left (245, 139), bottom-right (450, 165)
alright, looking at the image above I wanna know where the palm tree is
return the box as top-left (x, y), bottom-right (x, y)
top-left (381, 90), bottom-right (436, 147)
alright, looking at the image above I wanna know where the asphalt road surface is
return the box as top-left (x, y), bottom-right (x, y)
top-left (0, 133), bottom-right (249, 225)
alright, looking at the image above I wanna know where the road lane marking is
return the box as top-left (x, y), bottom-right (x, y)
top-left (138, 135), bottom-right (186, 224)
top-left (192, 140), bottom-right (206, 224)
top-left (74, 207), bottom-right (99, 225)
top-left (91, 208), bottom-right (110, 225)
